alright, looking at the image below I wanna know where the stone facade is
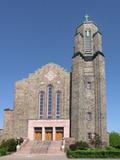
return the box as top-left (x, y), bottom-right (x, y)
top-left (2, 64), bottom-right (70, 140)
top-left (0, 17), bottom-right (108, 146)
top-left (0, 129), bottom-right (3, 143)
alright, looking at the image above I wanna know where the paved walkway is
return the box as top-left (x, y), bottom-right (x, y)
top-left (1, 154), bottom-right (120, 160)
top-left (0, 154), bottom-right (68, 160)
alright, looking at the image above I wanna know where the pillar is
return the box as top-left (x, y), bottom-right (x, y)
top-left (42, 127), bottom-right (45, 141)
top-left (53, 127), bottom-right (55, 141)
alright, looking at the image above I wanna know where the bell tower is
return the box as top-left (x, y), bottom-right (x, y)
top-left (71, 16), bottom-right (108, 146)
top-left (74, 15), bottom-right (102, 57)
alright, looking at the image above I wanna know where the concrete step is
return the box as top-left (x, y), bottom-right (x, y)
top-left (16, 140), bottom-right (64, 155)
top-left (47, 141), bottom-right (64, 155)
top-left (17, 141), bottom-right (34, 154)
top-left (31, 141), bottom-right (51, 154)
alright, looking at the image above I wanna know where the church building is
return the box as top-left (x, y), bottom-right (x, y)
top-left (0, 16), bottom-right (109, 145)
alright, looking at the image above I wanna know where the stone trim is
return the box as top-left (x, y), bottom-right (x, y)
top-left (72, 51), bottom-right (105, 61)
top-left (4, 108), bottom-right (13, 111)
top-left (93, 31), bottom-right (102, 37)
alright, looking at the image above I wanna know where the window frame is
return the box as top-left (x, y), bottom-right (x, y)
top-left (47, 84), bottom-right (53, 119)
top-left (56, 91), bottom-right (61, 119)
top-left (39, 91), bottom-right (45, 119)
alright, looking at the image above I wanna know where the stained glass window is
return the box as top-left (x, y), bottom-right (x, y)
top-left (56, 91), bottom-right (61, 118)
top-left (47, 84), bottom-right (53, 119)
top-left (39, 91), bottom-right (45, 119)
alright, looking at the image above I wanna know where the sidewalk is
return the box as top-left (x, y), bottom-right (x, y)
top-left (1, 154), bottom-right (120, 160)
top-left (0, 154), bottom-right (68, 160)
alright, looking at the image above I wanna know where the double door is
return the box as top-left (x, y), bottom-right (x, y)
top-left (34, 127), bottom-right (64, 141)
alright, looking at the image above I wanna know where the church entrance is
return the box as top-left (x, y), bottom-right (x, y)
top-left (45, 127), bottom-right (53, 141)
top-left (34, 127), bottom-right (42, 141)
top-left (28, 120), bottom-right (70, 141)
top-left (55, 127), bottom-right (64, 140)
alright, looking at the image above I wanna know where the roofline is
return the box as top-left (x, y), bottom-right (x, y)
top-left (4, 108), bottom-right (13, 111)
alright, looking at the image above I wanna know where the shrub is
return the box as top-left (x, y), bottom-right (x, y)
top-left (0, 139), bottom-right (17, 152)
top-left (76, 141), bottom-right (89, 150)
top-left (69, 143), bottom-right (77, 151)
top-left (69, 141), bottom-right (89, 151)
top-left (0, 148), bottom-right (7, 156)
top-left (106, 146), bottom-right (116, 150)
top-left (67, 149), bottom-right (120, 158)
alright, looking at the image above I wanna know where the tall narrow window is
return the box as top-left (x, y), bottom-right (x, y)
top-left (88, 132), bottom-right (92, 140)
top-left (87, 112), bottom-right (92, 121)
top-left (87, 81), bottom-right (92, 89)
top-left (47, 84), bottom-right (53, 119)
top-left (84, 30), bottom-right (92, 53)
top-left (56, 91), bottom-right (61, 119)
top-left (39, 91), bottom-right (45, 119)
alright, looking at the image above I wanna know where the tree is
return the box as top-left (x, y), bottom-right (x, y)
top-left (109, 132), bottom-right (120, 148)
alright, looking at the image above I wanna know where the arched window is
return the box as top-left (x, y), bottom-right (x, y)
top-left (39, 91), bottom-right (45, 119)
top-left (47, 84), bottom-right (53, 119)
top-left (56, 91), bottom-right (61, 119)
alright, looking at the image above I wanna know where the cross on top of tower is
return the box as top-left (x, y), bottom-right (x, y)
top-left (85, 14), bottom-right (89, 22)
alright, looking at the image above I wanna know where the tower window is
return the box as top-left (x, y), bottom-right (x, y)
top-left (87, 81), bottom-right (92, 89)
top-left (88, 133), bottom-right (92, 140)
top-left (39, 91), bottom-right (45, 119)
top-left (56, 91), bottom-right (61, 119)
top-left (84, 30), bottom-right (92, 53)
top-left (87, 112), bottom-right (92, 121)
top-left (86, 30), bottom-right (90, 37)
top-left (47, 84), bottom-right (53, 119)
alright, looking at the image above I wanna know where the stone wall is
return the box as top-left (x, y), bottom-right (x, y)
top-left (71, 55), bottom-right (86, 141)
top-left (0, 129), bottom-right (3, 143)
top-left (3, 109), bottom-right (14, 139)
top-left (3, 63), bottom-right (70, 139)
top-left (71, 53), bottom-right (108, 145)
top-left (71, 20), bottom-right (108, 145)
top-left (93, 54), bottom-right (109, 145)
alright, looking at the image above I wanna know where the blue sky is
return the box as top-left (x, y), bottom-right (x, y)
top-left (0, 0), bottom-right (120, 132)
